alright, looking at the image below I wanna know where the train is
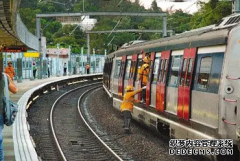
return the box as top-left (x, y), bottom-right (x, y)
top-left (103, 13), bottom-right (240, 160)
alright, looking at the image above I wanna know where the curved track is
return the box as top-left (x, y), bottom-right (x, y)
top-left (29, 80), bottom-right (127, 161)
top-left (50, 83), bottom-right (124, 160)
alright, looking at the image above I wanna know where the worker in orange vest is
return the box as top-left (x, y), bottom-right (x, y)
top-left (86, 63), bottom-right (90, 74)
top-left (138, 56), bottom-right (150, 103)
top-left (120, 85), bottom-right (146, 133)
top-left (4, 61), bottom-right (15, 81)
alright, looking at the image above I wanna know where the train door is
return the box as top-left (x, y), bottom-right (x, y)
top-left (118, 56), bottom-right (127, 97)
top-left (134, 54), bottom-right (143, 101)
top-left (108, 58), bottom-right (113, 90)
top-left (108, 58), bottom-right (114, 91)
top-left (103, 59), bottom-right (107, 86)
top-left (146, 52), bottom-right (156, 106)
top-left (177, 48), bottom-right (197, 120)
top-left (150, 52), bottom-right (161, 108)
top-left (156, 51), bottom-right (171, 112)
top-left (128, 54), bottom-right (138, 86)
top-left (165, 50), bottom-right (183, 115)
top-left (123, 56), bottom-right (132, 94)
top-left (112, 57), bottom-right (122, 95)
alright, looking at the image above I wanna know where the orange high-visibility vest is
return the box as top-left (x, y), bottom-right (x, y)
top-left (138, 63), bottom-right (149, 85)
top-left (120, 89), bottom-right (142, 112)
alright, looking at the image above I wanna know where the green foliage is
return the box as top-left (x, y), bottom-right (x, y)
top-left (190, 0), bottom-right (231, 29)
top-left (167, 10), bottom-right (192, 34)
top-left (151, 0), bottom-right (162, 12)
top-left (19, 0), bottom-right (232, 54)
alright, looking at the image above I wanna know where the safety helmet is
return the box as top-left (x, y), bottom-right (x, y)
top-left (143, 57), bottom-right (149, 63)
top-left (125, 85), bottom-right (134, 92)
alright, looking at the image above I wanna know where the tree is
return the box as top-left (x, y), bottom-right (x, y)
top-left (151, 0), bottom-right (162, 12)
top-left (167, 10), bottom-right (192, 34)
top-left (190, 0), bottom-right (231, 29)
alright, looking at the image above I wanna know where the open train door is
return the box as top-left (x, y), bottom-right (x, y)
top-left (137, 54), bottom-right (145, 101)
top-left (118, 55), bottom-right (127, 97)
top-left (128, 54), bottom-right (138, 86)
top-left (146, 52), bottom-right (155, 106)
top-left (177, 48), bottom-right (196, 120)
top-left (156, 51), bottom-right (170, 113)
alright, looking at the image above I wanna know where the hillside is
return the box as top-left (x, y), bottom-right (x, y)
top-left (19, 0), bottom-right (231, 54)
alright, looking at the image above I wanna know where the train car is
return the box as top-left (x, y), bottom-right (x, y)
top-left (103, 13), bottom-right (240, 160)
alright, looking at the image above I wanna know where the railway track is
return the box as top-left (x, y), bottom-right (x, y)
top-left (51, 82), bottom-right (124, 161)
top-left (28, 80), bottom-right (209, 161)
top-left (28, 81), bottom-right (132, 161)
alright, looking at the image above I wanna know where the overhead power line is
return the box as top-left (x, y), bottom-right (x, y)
top-left (117, 0), bottom-right (124, 7)
top-left (108, 17), bottom-right (123, 37)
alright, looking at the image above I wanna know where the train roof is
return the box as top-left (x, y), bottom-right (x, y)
top-left (105, 13), bottom-right (240, 59)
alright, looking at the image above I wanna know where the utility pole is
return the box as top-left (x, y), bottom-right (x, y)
top-left (36, 17), bottom-right (42, 79)
top-left (57, 43), bottom-right (60, 76)
top-left (81, 47), bottom-right (84, 74)
top-left (93, 48), bottom-right (96, 73)
top-left (87, 33), bottom-right (90, 64)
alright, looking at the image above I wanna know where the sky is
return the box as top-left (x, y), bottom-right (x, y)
top-left (139, 0), bottom-right (208, 14)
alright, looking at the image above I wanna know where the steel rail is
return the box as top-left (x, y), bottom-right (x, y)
top-left (49, 82), bottom-right (101, 161)
top-left (77, 87), bottom-right (124, 161)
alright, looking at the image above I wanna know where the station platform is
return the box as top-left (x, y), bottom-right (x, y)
top-left (4, 76), bottom-right (64, 161)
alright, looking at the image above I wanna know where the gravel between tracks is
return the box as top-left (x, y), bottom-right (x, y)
top-left (85, 88), bottom-right (209, 161)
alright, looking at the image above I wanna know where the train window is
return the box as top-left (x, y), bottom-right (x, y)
top-left (162, 59), bottom-right (168, 83)
top-left (168, 56), bottom-right (182, 87)
top-left (153, 57), bottom-right (160, 83)
top-left (197, 57), bottom-right (212, 90)
top-left (158, 60), bottom-right (164, 82)
top-left (124, 60), bottom-right (131, 80)
top-left (186, 59), bottom-right (193, 87)
top-left (119, 61), bottom-right (125, 77)
top-left (135, 58), bottom-right (143, 80)
top-left (114, 60), bottom-right (121, 78)
top-left (129, 61), bottom-right (133, 79)
top-left (129, 61), bottom-right (136, 79)
top-left (148, 57), bottom-right (154, 82)
top-left (180, 58), bottom-right (187, 86)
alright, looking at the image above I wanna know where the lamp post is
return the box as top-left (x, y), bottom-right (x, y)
top-left (93, 48), bottom-right (96, 73)
top-left (36, 17), bottom-right (42, 79)
top-left (81, 47), bottom-right (84, 74)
